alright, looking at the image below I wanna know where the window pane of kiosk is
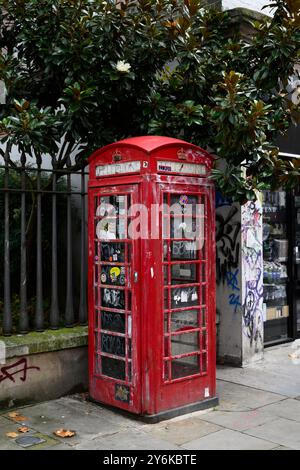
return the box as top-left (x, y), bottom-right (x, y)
top-left (169, 310), bottom-right (199, 332)
top-left (171, 241), bottom-right (198, 260)
top-left (101, 288), bottom-right (125, 310)
top-left (163, 192), bottom-right (207, 381)
top-left (171, 356), bottom-right (200, 380)
top-left (171, 331), bottom-right (199, 356)
top-left (101, 333), bottom-right (126, 357)
top-left (171, 286), bottom-right (199, 308)
top-left (100, 242), bottom-right (126, 263)
top-left (171, 263), bottom-right (197, 284)
top-left (100, 265), bottom-right (126, 286)
top-left (101, 311), bottom-right (126, 334)
top-left (94, 193), bottom-right (132, 383)
top-left (101, 356), bottom-right (125, 381)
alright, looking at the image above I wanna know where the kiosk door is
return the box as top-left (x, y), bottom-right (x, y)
top-left (158, 184), bottom-right (215, 410)
top-left (89, 184), bottom-right (141, 413)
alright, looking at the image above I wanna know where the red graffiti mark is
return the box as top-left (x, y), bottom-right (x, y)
top-left (0, 358), bottom-right (40, 383)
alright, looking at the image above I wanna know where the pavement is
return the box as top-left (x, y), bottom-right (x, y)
top-left (1, 340), bottom-right (300, 451)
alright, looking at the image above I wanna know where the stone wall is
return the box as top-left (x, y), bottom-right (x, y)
top-left (0, 327), bottom-right (88, 409)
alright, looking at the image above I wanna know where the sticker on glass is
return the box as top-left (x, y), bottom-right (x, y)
top-left (179, 194), bottom-right (189, 206)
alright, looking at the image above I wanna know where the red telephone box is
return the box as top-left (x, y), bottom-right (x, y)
top-left (88, 136), bottom-right (218, 422)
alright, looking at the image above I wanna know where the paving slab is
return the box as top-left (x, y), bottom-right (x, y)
top-left (217, 345), bottom-right (300, 398)
top-left (245, 417), bottom-right (300, 450)
top-left (74, 429), bottom-right (181, 450)
top-left (200, 407), bottom-right (277, 431)
top-left (144, 417), bottom-right (222, 445)
top-left (0, 431), bottom-right (61, 451)
top-left (256, 398), bottom-right (300, 423)
top-left (216, 379), bottom-right (285, 411)
top-left (182, 428), bottom-right (277, 450)
top-left (11, 398), bottom-right (129, 445)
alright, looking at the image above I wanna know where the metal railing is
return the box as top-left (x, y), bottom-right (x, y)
top-left (0, 154), bottom-right (88, 335)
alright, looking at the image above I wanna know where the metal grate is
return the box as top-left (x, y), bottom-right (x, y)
top-left (0, 157), bottom-right (88, 335)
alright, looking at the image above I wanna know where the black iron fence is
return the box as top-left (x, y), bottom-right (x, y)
top-left (0, 153), bottom-right (88, 336)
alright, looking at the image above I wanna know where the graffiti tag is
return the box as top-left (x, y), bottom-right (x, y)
top-left (216, 206), bottom-right (241, 284)
top-left (0, 358), bottom-right (40, 384)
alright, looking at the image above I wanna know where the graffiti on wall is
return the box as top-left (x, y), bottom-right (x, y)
top-left (0, 358), bottom-right (40, 384)
top-left (226, 269), bottom-right (241, 314)
top-left (216, 206), bottom-right (241, 284)
top-left (241, 201), bottom-right (264, 351)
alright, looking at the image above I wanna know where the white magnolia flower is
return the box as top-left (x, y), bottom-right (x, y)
top-left (115, 61), bottom-right (131, 73)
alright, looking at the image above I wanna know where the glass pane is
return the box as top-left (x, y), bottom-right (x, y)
top-left (171, 264), bottom-right (197, 284)
top-left (171, 241), bottom-right (198, 260)
top-left (96, 195), bottom-right (127, 217)
top-left (101, 288), bottom-right (125, 310)
top-left (170, 310), bottom-right (199, 332)
top-left (171, 356), bottom-right (200, 379)
top-left (170, 194), bottom-right (198, 212)
top-left (101, 333), bottom-right (125, 357)
top-left (96, 218), bottom-right (126, 239)
top-left (100, 242), bottom-right (126, 262)
top-left (163, 265), bottom-right (168, 285)
top-left (101, 356), bottom-right (125, 380)
top-left (163, 216), bottom-right (170, 239)
top-left (171, 331), bottom-right (199, 356)
top-left (263, 190), bottom-right (289, 343)
top-left (171, 218), bottom-right (198, 239)
top-left (127, 291), bottom-right (131, 311)
top-left (100, 265), bottom-right (126, 286)
top-left (164, 288), bottom-right (169, 310)
top-left (171, 286), bottom-right (199, 308)
top-left (101, 311), bottom-right (125, 333)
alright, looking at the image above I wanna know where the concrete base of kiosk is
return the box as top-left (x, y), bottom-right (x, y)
top-left (89, 395), bottom-right (219, 423)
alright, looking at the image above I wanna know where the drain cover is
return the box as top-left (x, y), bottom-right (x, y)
top-left (15, 435), bottom-right (46, 448)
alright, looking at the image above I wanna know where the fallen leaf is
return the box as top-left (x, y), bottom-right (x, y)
top-left (53, 429), bottom-right (76, 438)
top-left (8, 412), bottom-right (29, 421)
top-left (289, 353), bottom-right (300, 359)
top-left (11, 415), bottom-right (28, 422)
top-left (18, 426), bottom-right (30, 433)
top-left (6, 432), bottom-right (19, 439)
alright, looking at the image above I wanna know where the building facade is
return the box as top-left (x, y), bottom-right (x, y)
top-left (215, 2), bottom-right (300, 365)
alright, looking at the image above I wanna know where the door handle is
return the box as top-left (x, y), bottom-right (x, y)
top-left (134, 272), bottom-right (138, 283)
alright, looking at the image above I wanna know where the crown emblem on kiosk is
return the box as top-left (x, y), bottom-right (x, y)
top-left (177, 148), bottom-right (187, 160)
top-left (112, 150), bottom-right (122, 162)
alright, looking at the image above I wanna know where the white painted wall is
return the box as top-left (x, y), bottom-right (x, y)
top-left (223, 0), bottom-right (273, 16)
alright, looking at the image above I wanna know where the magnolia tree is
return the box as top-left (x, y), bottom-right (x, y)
top-left (0, 0), bottom-right (299, 201)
